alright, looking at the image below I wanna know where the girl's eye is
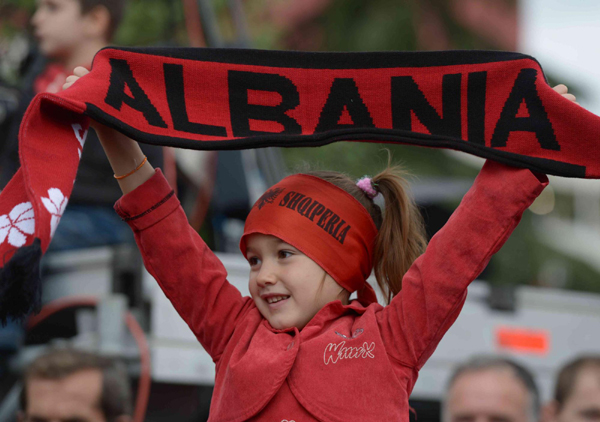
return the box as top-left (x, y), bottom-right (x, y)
top-left (247, 257), bottom-right (260, 266)
top-left (278, 250), bottom-right (293, 259)
top-left (45, 1), bottom-right (59, 12)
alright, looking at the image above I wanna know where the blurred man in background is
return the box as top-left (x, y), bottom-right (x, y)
top-left (443, 355), bottom-right (540, 422)
top-left (18, 348), bottom-right (132, 422)
top-left (543, 355), bottom-right (600, 422)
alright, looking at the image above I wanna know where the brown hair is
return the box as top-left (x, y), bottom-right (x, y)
top-left (308, 158), bottom-right (427, 303)
top-left (20, 348), bottom-right (132, 421)
top-left (554, 355), bottom-right (600, 410)
top-left (78, 0), bottom-right (126, 41)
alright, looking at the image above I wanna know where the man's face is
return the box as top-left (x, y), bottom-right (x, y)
top-left (20, 369), bottom-right (106, 422)
top-left (445, 368), bottom-right (533, 422)
top-left (551, 368), bottom-right (600, 422)
top-left (31, 0), bottom-right (88, 59)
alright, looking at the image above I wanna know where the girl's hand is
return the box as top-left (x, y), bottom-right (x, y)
top-left (63, 66), bottom-right (104, 130)
top-left (553, 84), bottom-right (578, 104)
top-left (63, 66), bottom-right (90, 90)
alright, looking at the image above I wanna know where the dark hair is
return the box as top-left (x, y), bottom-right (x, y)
top-left (554, 355), bottom-right (600, 410)
top-left (445, 355), bottom-right (540, 422)
top-left (78, 0), bottom-right (126, 41)
top-left (20, 348), bottom-right (132, 421)
top-left (308, 156), bottom-right (427, 303)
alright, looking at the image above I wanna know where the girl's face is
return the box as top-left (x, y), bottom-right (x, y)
top-left (246, 233), bottom-right (349, 330)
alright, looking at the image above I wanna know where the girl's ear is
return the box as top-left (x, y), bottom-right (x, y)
top-left (83, 5), bottom-right (111, 41)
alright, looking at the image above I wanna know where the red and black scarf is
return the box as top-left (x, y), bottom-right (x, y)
top-left (1, 46), bottom-right (598, 322)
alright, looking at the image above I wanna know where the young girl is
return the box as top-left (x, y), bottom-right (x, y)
top-left (65, 68), bottom-right (574, 421)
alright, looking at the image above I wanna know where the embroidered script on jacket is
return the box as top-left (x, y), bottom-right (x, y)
top-left (323, 341), bottom-right (375, 365)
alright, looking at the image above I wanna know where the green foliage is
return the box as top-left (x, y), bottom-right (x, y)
top-left (282, 142), bottom-right (478, 179)
top-left (1, 0), bottom-right (34, 38)
top-left (114, 0), bottom-right (186, 46)
top-left (487, 211), bottom-right (540, 286)
top-left (567, 258), bottom-right (600, 293)
top-left (320, 0), bottom-right (417, 51)
top-left (4, 0), bottom-right (35, 10)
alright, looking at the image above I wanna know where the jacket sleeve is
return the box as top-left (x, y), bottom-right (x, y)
top-left (377, 160), bottom-right (548, 371)
top-left (114, 169), bottom-right (253, 361)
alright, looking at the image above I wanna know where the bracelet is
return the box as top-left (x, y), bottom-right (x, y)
top-left (114, 156), bottom-right (148, 180)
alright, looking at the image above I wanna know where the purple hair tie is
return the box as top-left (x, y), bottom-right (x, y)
top-left (356, 176), bottom-right (378, 199)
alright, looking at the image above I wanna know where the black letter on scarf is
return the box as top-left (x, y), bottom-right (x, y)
top-left (315, 78), bottom-right (375, 132)
top-left (467, 71), bottom-right (487, 145)
top-left (164, 64), bottom-right (227, 137)
top-left (391, 74), bottom-right (461, 138)
top-left (491, 68), bottom-right (559, 150)
top-left (228, 71), bottom-right (302, 137)
top-left (105, 59), bottom-right (167, 128)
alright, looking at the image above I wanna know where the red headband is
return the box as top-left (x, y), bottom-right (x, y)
top-left (240, 174), bottom-right (379, 305)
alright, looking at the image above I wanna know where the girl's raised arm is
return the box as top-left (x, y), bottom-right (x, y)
top-left (63, 68), bottom-right (252, 360)
top-left (377, 84), bottom-right (574, 372)
top-left (377, 161), bottom-right (546, 371)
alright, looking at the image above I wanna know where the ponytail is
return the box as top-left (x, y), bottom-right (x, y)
top-left (371, 164), bottom-right (427, 303)
top-left (307, 157), bottom-right (427, 304)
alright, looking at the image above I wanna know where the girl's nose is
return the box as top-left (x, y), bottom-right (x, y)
top-left (256, 262), bottom-right (277, 287)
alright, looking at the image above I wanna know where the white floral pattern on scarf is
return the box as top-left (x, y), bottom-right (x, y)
top-left (71, 123), bottom-right (88, 158)
top-left (0, 202), bottom-right (35, 247)
top-left (41, 188), bottom-right (68, 237)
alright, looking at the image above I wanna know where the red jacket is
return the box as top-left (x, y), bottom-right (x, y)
top-left (115, 161), bottom-right (547, 422)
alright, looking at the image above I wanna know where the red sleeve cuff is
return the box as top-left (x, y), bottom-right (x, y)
top-left (114, 168), bottom-right (181, 231)
top-left (474, 160), bottom-right (548, 204)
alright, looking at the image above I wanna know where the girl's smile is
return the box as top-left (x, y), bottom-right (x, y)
top-left (245, 233), bottom-right (349, 330)
top-left (261, 294), bottom-right (290, 307)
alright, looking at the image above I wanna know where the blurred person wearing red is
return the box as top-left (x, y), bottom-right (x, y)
top-left (18, 348), bottom-right (132, 422)
top-left (0, 0), bottom-right (163, 250)
top-left (543, 356), bottom-right (600, 422)
top-left (443, 356), bottom-right (541, 422)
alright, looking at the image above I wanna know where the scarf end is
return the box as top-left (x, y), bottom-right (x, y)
top-left (0, 238), bottom-right (42, 326)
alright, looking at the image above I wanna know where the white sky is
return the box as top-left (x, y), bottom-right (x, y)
top-left (519, 0), bottom-right (600, 115)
